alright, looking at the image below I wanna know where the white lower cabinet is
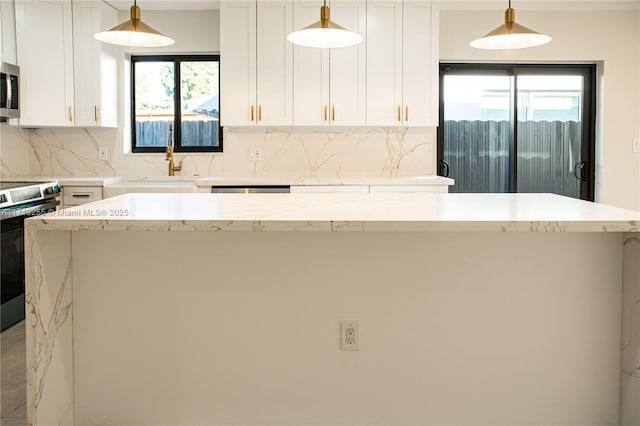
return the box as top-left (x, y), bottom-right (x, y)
top-left (292, 184), bottom-right (449, 194)
top-left (62, 185), bottom-right (102, 208)
top-left (291, 185), bottom-right (369, 194)
top-left (369, 184), bottom-right (448, 193)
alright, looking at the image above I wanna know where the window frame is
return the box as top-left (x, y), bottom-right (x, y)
top-left (437, 63), bottom-right (596, 201)
top-left (131, 54), bottom-right (222, 153)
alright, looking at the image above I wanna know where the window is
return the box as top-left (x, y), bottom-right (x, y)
top-left (438, 64), bottom-right (595, 201)
top-left (131, 55), bottom-right (222, 153)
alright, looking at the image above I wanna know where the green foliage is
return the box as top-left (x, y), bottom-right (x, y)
top-left (135, 60), bottom-right (219, 113)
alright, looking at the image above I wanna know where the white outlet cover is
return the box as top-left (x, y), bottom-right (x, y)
top-left (248, 148), bottom-right (262, 160)
top-left (98, 147), bottom-right (108, 160)
top-left (340, 319), bottom-right (359, 351)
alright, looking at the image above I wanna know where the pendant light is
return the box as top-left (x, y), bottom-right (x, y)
top-left (287, 0), bottom-right (362, 48)
top-left (94, 0), bottom-right (174, 47)
top-left (470, 0), bottom-right (551, 50)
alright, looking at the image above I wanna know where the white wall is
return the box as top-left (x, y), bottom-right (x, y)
top-left (439, 7), bottom-right (640, 210)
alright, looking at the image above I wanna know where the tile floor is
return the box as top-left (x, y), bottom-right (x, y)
top-left (1, 320), bottom-right (26, 426)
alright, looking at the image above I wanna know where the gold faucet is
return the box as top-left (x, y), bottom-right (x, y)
top-left (165, 123), bottom-right (183, 176)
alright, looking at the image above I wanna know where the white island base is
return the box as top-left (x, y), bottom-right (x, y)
top-left (25, 193), bottom-right (640, 426)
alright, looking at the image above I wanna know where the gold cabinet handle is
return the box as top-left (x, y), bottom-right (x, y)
top-left (258, 105), bottom-right (262, 122)
top-left (331, 105), bottom-right (335, 122)
top-left (397, 105), bottom-right (401, 122)
top-left (94, 105), bottom-right (100, 122)
top-left (68, 106), bottom-right (73, 122)
top-left (251, 105), bottom-right (255, 121)
top-left (405, 105), bottom-right (409, 122)
top-left (324, 105), bottom-right (328, 122)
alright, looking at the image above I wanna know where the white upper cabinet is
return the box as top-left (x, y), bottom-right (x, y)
top-left (220, 0), bottom-right (293, 126)
top-left (292, 0), bottom-right (366, 126)
top-left (366, 0), bottom-right (438, 126)
top-left (72, 1), bottom-right (118, 127)
top-left (15, 0), bottom-right (118, 127)
top-left (0, 0), bottom-right (17, 64)
top-left (15, 0), bottom-right (74, 127)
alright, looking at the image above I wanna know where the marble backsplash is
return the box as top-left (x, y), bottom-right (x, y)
top-left (0, 125), bottom-right (436, 179)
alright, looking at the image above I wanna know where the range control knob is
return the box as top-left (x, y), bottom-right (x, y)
top-left (44, 184), bottom-right (61, 195)
top-left (0, 194), bottom-right (6, 203)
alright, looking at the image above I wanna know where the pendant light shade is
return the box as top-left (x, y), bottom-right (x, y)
top-left (287, 3), bottom-right (362, 48)
top-left (470, 2), bottom-right (551, 50)
top-left (94, 2), bottom-right (174, 47)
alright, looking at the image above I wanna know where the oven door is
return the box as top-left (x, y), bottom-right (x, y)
top-left (0, 62), bottom-right (20, 119)
top-left (1, 198), bottom-right (58, 331)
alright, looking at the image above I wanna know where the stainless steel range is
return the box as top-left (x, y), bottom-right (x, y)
top-left (1, 180), bottom-right (61, 330)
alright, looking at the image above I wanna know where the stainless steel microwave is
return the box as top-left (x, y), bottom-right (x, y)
top-left (1, 62), bottom-right (20, 119)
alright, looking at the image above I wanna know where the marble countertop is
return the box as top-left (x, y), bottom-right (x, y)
top-left (3, 175), bottom-right (453, 188)
top-left (0, 176), bottom-right (126, 186)
top-left (29, 192), bottom-right (640, 233)
top-left (194, 175), bottom-right (455, 187)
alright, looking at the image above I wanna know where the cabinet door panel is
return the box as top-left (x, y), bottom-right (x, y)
top-left (256, 1), bottom-right (292, 126)
top-left (220, 0), bottom-right (256, 126)
top-left (366, 0), bottom-right (402, 126)
top-left (97, 1), bottom-right (118, 128)
top-left (292, 1), bottom-right (326, 125)
top-left (16, 0), bottom-right (73, 126)
top-left (1, 0), bottom-right (17, 64)
top-left (329, 0), bottom-right (366, 125)
top-left (73, 1), bottom-right (117, 127)
top-left (402, 1), bottom-right (437, 126)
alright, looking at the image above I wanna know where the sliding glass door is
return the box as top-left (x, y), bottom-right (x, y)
top-left (438, 64), bottom-right (595, 201)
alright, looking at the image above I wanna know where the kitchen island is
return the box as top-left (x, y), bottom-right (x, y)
top-left (25, 193), bottom-right (640, 426)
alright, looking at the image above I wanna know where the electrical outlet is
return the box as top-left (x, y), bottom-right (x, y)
top-left (98, 147), bottom-right (108, 160)
top-left (340, 320), bottom-right (359, 351)
top-left (633, 139), bottom-right (640, 153)
top-left (247, 148), bottom-right (262, 160)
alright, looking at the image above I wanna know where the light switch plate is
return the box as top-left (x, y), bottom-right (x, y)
top-left (633, 139), bottom-right (640, 153)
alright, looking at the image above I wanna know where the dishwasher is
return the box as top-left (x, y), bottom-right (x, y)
top-left (211, 185), bottom-right (290, 194)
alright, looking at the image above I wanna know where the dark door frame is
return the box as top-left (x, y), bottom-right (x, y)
top-left (437, 63), bottom-right (596, 201)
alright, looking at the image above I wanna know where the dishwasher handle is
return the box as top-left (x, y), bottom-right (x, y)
top-left (211, 185), bottom-right (290, 194)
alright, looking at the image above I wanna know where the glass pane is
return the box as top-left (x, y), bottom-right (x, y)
top-left (516, 75), bottom-right (583, 198)
top-left (180, 61), bottom-right (220, 148)
top-left (443, 75), bottom-right (512, 193)
top-left (134, 61), bottom-right (175, 148)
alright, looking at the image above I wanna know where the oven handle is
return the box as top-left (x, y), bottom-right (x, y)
top-left (0, 198), bottom-right (60, 220)
top-left (6, 75), bottom-right (11, 108)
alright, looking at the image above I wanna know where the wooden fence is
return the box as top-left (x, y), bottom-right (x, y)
top-left (443, 120), bottom-right (582, 198)
top-left (135, 120), bottom-right (220, 148)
